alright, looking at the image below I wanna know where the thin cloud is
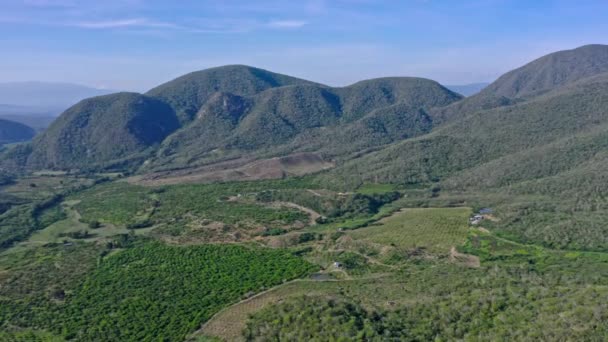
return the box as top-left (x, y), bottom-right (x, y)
top-left (72, 18), bottom-right (178, 29)
top-left (267, 20), bottom-right (308, 29)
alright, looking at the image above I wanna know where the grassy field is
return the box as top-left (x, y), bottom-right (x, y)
top-left (349, 207), bottom-right (471, 254)
top-left (1, 175), bottom-right (93, 201)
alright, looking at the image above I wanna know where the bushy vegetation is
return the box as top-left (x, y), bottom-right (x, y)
top-left (245, 235), bottom-right (608, 341)
top-left (0, 241), bottom-right (315, 341)
top-left (62, 243), bottom-right (315, 341)
top-left (26, 92), bottom-right (180, 171)
top-left (244, 296), bottom-right (383, 341)
top-left (72, 181), bottom-right (312, 236)
top-left (256, 188), bottom-right (400, 220)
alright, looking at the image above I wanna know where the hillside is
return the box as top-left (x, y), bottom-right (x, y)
top-left (432, 44), bottom-right (608, 123)
top-left (24, 93), bottom-right (179, 170)
top-left (146, 65), bottom-right (319, 124)
top-left (1, 68), bottom-right (459, 173)
top-left (323, 71), bottom-right (608, 187)
top-left (0, 119), bottom-right (35, 145)
top-left (319, 63), bottom-right (608, 250)
top-left (481, 44), bottom-right (608, 99)
top-left (146, 77), bottom-right (461, 171)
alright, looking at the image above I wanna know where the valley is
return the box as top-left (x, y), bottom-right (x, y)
top-left (2, 44), bottom-right (608, 341)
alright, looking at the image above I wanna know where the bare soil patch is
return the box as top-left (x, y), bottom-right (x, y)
top-left (130, 153), bottom-right (334, 186)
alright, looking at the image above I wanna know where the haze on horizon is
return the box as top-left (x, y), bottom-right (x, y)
top-left (1, 0), bottom-right (607, 92)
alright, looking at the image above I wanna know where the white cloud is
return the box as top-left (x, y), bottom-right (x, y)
top-left (73, 18), bottom-right (146, 29)
top-left (267, 20), bottom-right (307, 29)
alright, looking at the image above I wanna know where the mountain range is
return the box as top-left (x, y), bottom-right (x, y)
top-left (0, 82), bottom-right (116, 109)
top-left (3, 44), bottom-right (608, 206)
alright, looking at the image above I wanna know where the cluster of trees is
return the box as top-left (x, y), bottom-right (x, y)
top-left (61, 243), bottom-right (315, 341)
top-left (256, 189), bottom-right (400, 221)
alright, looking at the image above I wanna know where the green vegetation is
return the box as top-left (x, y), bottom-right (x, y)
top-left (244, 296), bottom-right (382, 341)
top-left (63, 243), bottom-right (312, 341)
top-left (350, 207), bottom-right (470, 253)
top-left (25, 92), bottom-right (180, 171)
top-left (0, 241), bottom-right (315, 341)
top-left (4, 45), bottom-right (608, 341)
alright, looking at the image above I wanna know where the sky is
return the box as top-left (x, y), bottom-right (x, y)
top-left (1, 0), bottom-right (608, 91)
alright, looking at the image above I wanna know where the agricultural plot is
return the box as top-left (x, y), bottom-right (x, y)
top-left (72, 182), bottom-right (309, 230)
top-left (62, 243), bottom-right (316, 341)
top-left (349, 207), bottom-right (471, 254)
top-left (0, 242), bottom-right (316, 341)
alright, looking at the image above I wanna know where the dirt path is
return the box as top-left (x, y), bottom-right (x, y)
top-left (449, 246), bottom-right (480, 268)
top-left (306, 189), bottom-right (324, 197)
top-left (191, 273), bottom-right (393, 342)
top-left (271, 201), bottom-right (321, 225)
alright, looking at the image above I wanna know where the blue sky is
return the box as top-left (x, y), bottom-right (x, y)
top-left (1, 0), bottom-right (608, 91)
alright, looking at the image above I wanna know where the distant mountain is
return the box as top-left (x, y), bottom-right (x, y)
top-left (0, 114), bottom-right (55, 132)
top-left (0, 82), bottom-right (116, 110)
top-left (445, 83), bottom-right (490, 96)
top-left (0, 118), bottom-right (35, 145)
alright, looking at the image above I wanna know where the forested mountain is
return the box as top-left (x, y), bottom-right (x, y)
top-left (146, 65), bottom-right (319, 124)
top-left (3, 44), bottom-right (608, 182)
top-left (322, 71), bottom-right (608, 187)
top-left (25, 93), bottom-right (179, 170)
top-left (0, 119), bottom-right (35, 145)
top-left (3, 67), bottom-right (461, 172)
top-left (148, 77), bottom-right (461, 171)
top-left (432, 44), bottom-right (608, 124)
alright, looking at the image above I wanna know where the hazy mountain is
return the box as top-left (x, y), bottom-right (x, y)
top-left (0, 118), bottom-right (35, 145)
top-left (0, 82), bottom-right (116, 111)
top-left (445, 82), bottom-right (490, 96)
top-left (0, 114), bottom-right (54, 132)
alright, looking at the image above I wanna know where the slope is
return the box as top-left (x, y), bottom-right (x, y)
top-left (146, 65), bottom-right (319, 124)
top-left (145, 77), bottom-right (462, 171)
top-left (24, 93), bottom-right (179, 170)
top-left (322, 71), bottom-right (608, 188)
top-left (432, 44), bottom-right (608, 123)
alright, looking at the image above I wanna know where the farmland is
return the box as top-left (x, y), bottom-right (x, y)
top-left (2, 174), bottom-right (608, 341)
top-left (349, 207), bottom-right (470, 253)
top-left (1, 241), bottom-right (316, 341)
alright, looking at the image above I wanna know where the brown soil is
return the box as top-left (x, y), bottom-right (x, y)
top-left (129, 152), bottom-right (334, 186)
top-left (449, 246), bottom-right (480, 268)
